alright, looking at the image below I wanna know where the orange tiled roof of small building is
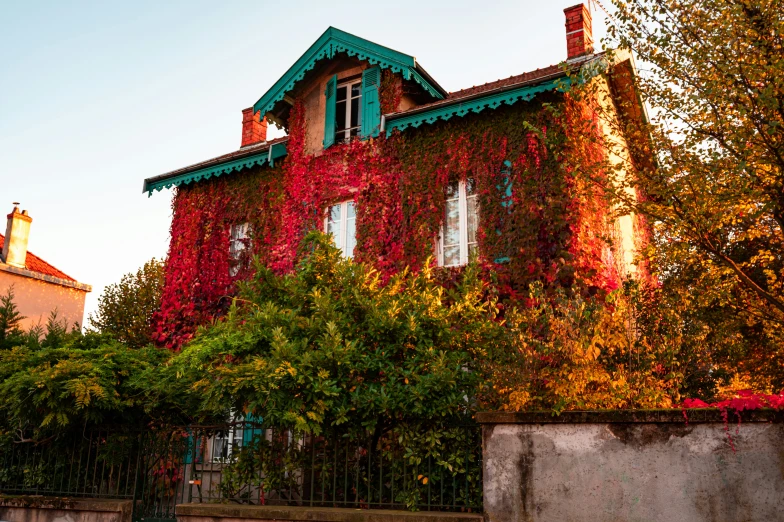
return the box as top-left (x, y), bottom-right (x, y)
top-left (0, 234), bottom-right (76, 282)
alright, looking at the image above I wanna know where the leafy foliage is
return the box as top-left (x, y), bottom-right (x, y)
top-left (601, 0), bottom-right (784, 392)
top-left (89, 258), bottom-right (165, 348)
top-left (0, 332), bottom-right (173, 437)
top-left (0, 286), bottom-right (25, 350)
top-left (166, 232), bottom-right (500, 432)
top-left (153, 88), bottom-right (622, 349)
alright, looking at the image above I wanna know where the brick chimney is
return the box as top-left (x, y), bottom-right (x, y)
top-left (241, 108), bottom-right (268, 147)
top-left (564, 3), bottom-right (594, 60)
top-left (3, 205), bottom-right (32, 269)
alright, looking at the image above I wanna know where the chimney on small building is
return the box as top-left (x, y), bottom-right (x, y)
top-left (564, 3), bottom-right (594, 60)
top-left (241, 108), bottom-right (268, 147)
top-left (3, 204), bottom-right (32, 269)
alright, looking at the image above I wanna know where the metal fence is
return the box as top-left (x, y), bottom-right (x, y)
top-left (0, 422), bottom-right (482, 518)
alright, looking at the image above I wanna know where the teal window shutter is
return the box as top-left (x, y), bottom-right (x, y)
top-left (361, 66), bottom-right (381, 138)
top-left (495, 160), bottom-right (514, 264)
top-left (324, 74), bottom-right (337, 149)
top-left (242, 414), bottom-right (263, 447)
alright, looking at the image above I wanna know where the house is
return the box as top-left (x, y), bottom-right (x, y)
top-left (0, 205), bottom-right (92, 330)
top-left (143, 3), bottom-right (650, 349)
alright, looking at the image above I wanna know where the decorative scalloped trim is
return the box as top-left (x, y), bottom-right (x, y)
top-left (147, 153), bottom-right (269, 196)
top-left (256, 37), bottom-right (444, 117)
top-left (386, 78), bottom-right (571, 135)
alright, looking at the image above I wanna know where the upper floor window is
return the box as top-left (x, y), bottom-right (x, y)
top-left (325, 200), bottom-right (356, 259)
top-left (439, 179), bottom-right (478, 267)
top-left (229, 222), bottom-right (250, 276)
top-left (336, 80), bottom-right (362, 142)
top-left (323, 67), bottom-right (381, 149)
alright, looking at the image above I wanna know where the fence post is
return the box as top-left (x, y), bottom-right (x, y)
top-left (130, 429), bottom-right (144, 522)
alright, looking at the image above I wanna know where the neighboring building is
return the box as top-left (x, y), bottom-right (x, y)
top-left (0, 205), bottom-right (91, 330)
top-left (144, 3), bottom-right (651, 349)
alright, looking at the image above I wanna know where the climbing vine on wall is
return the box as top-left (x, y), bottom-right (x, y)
top-left (153, 89), bottom-right (621, 349)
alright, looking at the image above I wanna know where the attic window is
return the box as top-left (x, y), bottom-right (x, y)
top-left (323, 67), bottom-right (381, 149)
top-left (336, 80), bottom-right (362, 142)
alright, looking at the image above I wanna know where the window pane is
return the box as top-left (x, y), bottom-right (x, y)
top-left (444, 198), bottom-right (460, 246)
top-left (350, 96), bottom-right (360, 129)
top-left (345, 216), bottom-right (356, 258)
top-left (467, 195), bottom-right (478, 246)
top-left (327, 204), bottom-right (342, 248)
top-left (347, 200), bottom-right (356, 218)
top-left (330, 204), bottom-right (341, 222)
top-left (351, 83), bottom-right (361, 98)
top-left (466, 177), bottom-right (476, 196)
top-left (336, 101), bottom-right (347, 132)
top-left (446, 180), bottom-right (460, 200)
top-left (336, 85), bottom-right (347, 102)
top-left (444, 245), bottom-right (460, 266)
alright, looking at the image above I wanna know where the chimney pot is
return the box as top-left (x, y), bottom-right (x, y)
top-left (564, 3), bottom-right (594, 60)
top-left (241, 108), bottom-right (268, 147)
top-left (3, 205), bottom-right (33, 269)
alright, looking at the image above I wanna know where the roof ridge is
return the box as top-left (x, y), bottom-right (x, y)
top-left (0, 233), bottom-right (77, 282)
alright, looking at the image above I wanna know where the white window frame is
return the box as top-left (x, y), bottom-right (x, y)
top-left (229, 222), bottom-right (251, 276)
top-left (438, 179), bottom-right (478, 267)
top-left (324, 199), bottom-right (356, 259)
top-left (335, 79), bottom-right (362, 142)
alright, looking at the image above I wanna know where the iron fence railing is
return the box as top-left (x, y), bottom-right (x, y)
top-left (183, 423), bottom-right (482, 512)
top-left (0, 422), bottom-right (482, 516)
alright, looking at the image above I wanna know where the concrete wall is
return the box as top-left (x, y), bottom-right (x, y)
top-left (0, 271), bottom-right (88, 331)
top-left (478, 410), bottom-right (784, 522)
top-left (176, 503), bottom-right (482, 522)
top-left (0, 498), bottom-right (132, 522)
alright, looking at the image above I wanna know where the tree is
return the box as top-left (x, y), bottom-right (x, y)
top-left (600, 0), bottom-right (784, 390)
top-left (88, 258), bottom-right (165, 348)
top-left (0, 287), bottom-right (25, 350)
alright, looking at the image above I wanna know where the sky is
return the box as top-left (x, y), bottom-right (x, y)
top-left (0, 0), bottom-right (608, 324)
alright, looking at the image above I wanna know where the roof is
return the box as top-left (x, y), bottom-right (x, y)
top-left (143, 137), bottom-right (289, 195)
top-left (144, 49), bottom-right (607, 195)
top-left (0, 234), bottom-right (91, 291)
top-left (253, 27), bottom-right (447, 121)
top-left (0, 233), bottom-right (75, 281)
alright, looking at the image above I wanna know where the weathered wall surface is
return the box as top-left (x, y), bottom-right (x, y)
top-left (479, 411), bottom-right (784, 522)
top-left (0, 271), bottom-right (88, 330)
top-left (0, 498), bottom-right (132, 522)
top-left (176, 503), bottom-right (482, 522)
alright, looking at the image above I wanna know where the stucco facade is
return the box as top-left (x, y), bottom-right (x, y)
top-left (0, 268), bottom-right (90, 330)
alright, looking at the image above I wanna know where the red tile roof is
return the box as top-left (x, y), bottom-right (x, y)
top-left (0, 234), bottom-right (76, 282)
top-left (446, 64), bottom-right (566, 100)
top-left (388, 55), bottom-right (603, 118)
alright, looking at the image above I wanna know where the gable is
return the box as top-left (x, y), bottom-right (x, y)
top-left (253, 27), bottom-right (446, 127)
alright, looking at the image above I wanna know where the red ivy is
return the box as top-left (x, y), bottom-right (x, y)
top-left (153, 91), bottom-right (625, 349)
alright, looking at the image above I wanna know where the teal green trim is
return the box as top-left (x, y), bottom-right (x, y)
top-left (146, 152), bottom-right (269, 195)
top-left (386, 77), bottom-right (571, 136)
top-left (361, 66), bottom-right (381, 138)
top-left (253, 27), bottom-right (445, 118)
top-left (494, 160), bottom-right (513, 265)
top-left (323, 74), bottom-right (337, 149)
top-left (269, 141), bottom-right (288, 167)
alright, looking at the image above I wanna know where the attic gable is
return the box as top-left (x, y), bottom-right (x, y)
top-left (253, 27), bottom-right (446, 128)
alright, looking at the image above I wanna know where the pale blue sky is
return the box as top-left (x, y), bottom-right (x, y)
top-left (0, 1), bottom-right (607, 322)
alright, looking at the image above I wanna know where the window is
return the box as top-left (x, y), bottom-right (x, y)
top-left (335, 79), bottom-right (362, 142)
top-left (323, 68), bottom-right (380, 149)
top-left (211, 428), bottom-right (237, 463)
top-left (325, 200), bottom-right (356, 258)
top-left (439, 179), bottom-right (478, 267)
top-left (229, 222), bottom-right (250, 276)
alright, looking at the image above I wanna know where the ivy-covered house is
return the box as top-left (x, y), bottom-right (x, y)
top-left (144, 3), bottom-right (650, 349)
